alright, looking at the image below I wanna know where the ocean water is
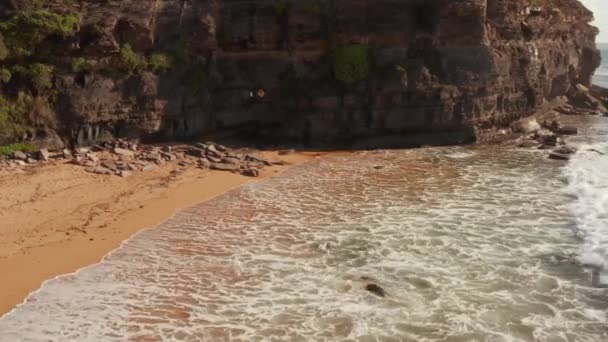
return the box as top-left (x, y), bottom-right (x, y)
top-left (1, 116), bottom-right (608, 341)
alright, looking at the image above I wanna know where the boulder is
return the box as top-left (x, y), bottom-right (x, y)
top-left (142, 164), bottom-right (158, 172)
top-left (535, 129), bottom-right (558, 147)
top-left (207, 155), bottom-right (222, 163)
top-left (12, 151), bottom-right (27, 160)
top-left (62, 149), bottom-right (73, 159)
top-left (210, 163), bottom-right (240, 172)
top-left (555, 145), bottom-right (577, 154)
top-left (222, 156), bottom-right (241, 165)
top-left (86, 153), bottom-right (99, 162)
top-left (113, 147), bottom-right (135, 157)
top-left (556, 126), bottom-right (578, 135)
top-left (242, 168), bottom-right (260, 177)
top-left (101, 160), bottom-right (118, 171)
top-left (549, 152), bottom-right (571, 161)
top-left (88, 166), bottom-right (112, 175)
top-left (365, 284), bottom-right (386, 298)
top-left (38, 149), bottom-right (50, 161)
top-left (119, 170), bottom-right (132, 178)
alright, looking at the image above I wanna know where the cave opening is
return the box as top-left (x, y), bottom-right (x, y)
top-left (412, 4), bottom-right (437, 33)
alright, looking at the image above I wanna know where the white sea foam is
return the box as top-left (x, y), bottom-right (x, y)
top-left (563, 142), bottom-right (608, 269)
top-left (0, 146), bottom-right (607, 341)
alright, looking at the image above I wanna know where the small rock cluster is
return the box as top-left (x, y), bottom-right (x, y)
top-left (0, 139), bottom-right (279, 178)
top-left (514, 118), bottom-right (579, 161)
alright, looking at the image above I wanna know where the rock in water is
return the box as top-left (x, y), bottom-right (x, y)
top-left (592, 269), bottom-right (608, 288)
top-left (365, 284), bottom-right (386, 298)
top-left (549, 152), bottom-right (571, 161)
top-left (556, 126), bottom-right (579, 136)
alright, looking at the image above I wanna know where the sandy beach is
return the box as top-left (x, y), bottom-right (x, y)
top-left (0, 150), bottom-right (320, 316)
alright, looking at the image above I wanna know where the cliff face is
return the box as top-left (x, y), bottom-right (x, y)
top-left (0, 0), bottom-right (601, 147)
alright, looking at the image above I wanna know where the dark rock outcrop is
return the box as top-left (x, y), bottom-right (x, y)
top-left (0, 0), bottom-right (601, 148)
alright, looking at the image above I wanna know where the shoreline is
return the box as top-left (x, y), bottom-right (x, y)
top-left (0, 150), bottom-right (323, 316)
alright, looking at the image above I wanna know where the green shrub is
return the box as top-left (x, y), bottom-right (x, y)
top-left (71, 57), bottom-right (92, 73)
top-left (0, 10), bottom-right (79, 58)
top-left (0, 143), bottom-right (36, 156)
top-left (118, 43), bottom-right (144, 75)
top-left (0, 35), bottom-right (7, 61)
top-left (0, 68), bottom-right (11, 83)
top-left (28, 63), bottom-right (53, 91)
top-left (148, 53), bottom-right (172, 73)
top-left (333, 44), bottom-right (370, 85)
top-left (0, 95), bottom-right (27, 142)
top-left (12, 63), bottom-right (54, 91)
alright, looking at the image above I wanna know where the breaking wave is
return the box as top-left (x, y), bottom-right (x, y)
top-left (563, 142), bottom-right (608, 270)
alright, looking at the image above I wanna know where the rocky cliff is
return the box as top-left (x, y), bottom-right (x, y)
top-left (0, 0), bottom-right (601, 148)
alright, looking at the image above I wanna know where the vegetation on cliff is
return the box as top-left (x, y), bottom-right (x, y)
top-left (0, 10), bottom-right (79, 59)
top-left (332, 45), bottom-right (370, 86)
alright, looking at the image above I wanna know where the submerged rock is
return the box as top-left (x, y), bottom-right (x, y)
top-left (549, 152), bottom-right (571, 161)
top-left (365, 284), bottom-right (386, 298)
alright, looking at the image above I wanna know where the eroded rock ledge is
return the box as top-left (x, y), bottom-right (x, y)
top-left (0, 0), bottom-right (601, 149)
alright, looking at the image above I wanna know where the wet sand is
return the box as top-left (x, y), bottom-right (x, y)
top-left (0, 151), bottom-right (321, 316)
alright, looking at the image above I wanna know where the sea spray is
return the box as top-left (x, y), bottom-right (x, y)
top-left (563, 142), bottom-right (608, 270)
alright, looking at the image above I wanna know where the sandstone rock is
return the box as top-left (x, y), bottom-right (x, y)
top-left (207, 155), bottom-right (222, 163)
top-left (62, 149), bottom-right (73, 159)
top-left (549, 152), bottom-right (571, 161)
top-left (75, 147), bottom-right (91, 155)
top-left (143, 152), bottom-right (162, 162)
top-left (535, 129), bottom-right (558, 147)
top-left (101, 160), bottom-right (118, 171)
top-left (160, 152), bottom-right (176, 161)
top-left (211, 163), bottom-right (239, 172)
top-left (516, 136), bottom-right (540, 148)
top-left (215, 144), bottom-right (229, 152)
top-left (198, 158), bottom-right (211, 167)
top-left (26, 158), bottom-right (38, 164)
top-left (38, 149), bottom-right (50, 162)
top-left (86, 153), bottom-right (99, 163)
top-left (113, 147), bottom-right (135, 157)
top-left (88, 166), bottom-right (112, 175)
top-left (514, 119), bottom-right (541, 133)
top-left (12, 151), bottom-right (27, 160)
top-left (553, 146), bottom-right (577, 155)
top-left (242, 168), bottom-right (260, 177)
top-left (222, 156), bottom-right (241, 165)
top-left (142, 164), bottom-right (158, 172)
top-left (575, 83), bottom-right (590, 93)
top-left (206, 145), bottom-right (223, 158)
top-left (245, 154), bottom-right (272, 166)
top-left (0, 0), bottom-right (600, 147)
top-left (119, 170), bottom-right (132, 178)
top-left (556, 126), bottom-right (578, 135)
